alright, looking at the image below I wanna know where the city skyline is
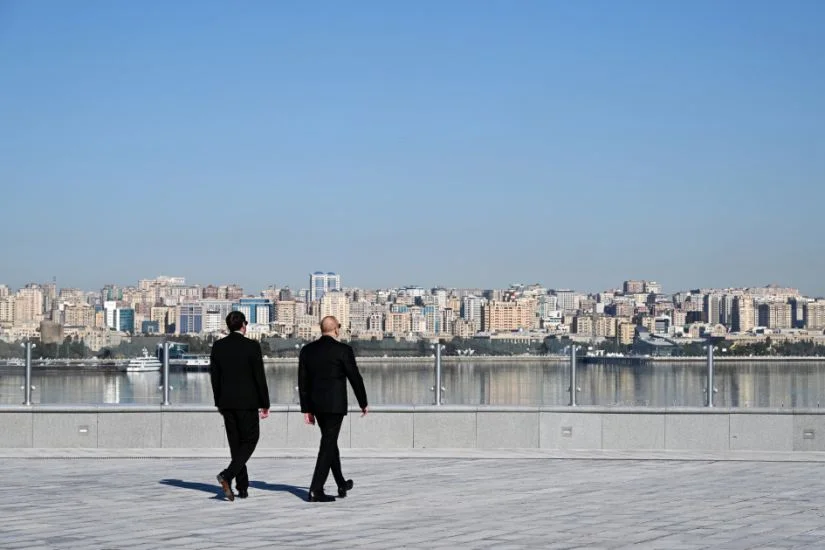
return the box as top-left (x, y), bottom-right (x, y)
top-left (1, 273), bottom-right (824, 300)
top-left (1, 273), bottom-right (822, 299)
top-left (1, 2), bottom-right (824, 294)
top-left (3, 273), bottom-right (824, 354)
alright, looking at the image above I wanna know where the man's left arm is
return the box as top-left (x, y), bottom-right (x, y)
top-left (251, 341), bottom-right (270, 413)
top-left (343, 345), bottom-right (368, 414)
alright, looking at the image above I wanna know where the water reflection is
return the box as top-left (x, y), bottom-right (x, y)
top-left (2, 361), bottom-right (825, 408)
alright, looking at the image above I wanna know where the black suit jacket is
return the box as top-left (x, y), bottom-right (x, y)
top-left (209, 332), bottom-right (270, 410)
top-left (298, 335), bottom-right (368, 415)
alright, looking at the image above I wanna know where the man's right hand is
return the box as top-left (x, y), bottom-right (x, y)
top-left (304, 413), bottom-right (315, 425)
top-left (361, 407), bottom-right (368, 417)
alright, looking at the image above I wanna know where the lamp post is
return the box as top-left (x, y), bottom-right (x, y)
top-left (706, 345), bottom-right (717, 407)
top-left (569, 345), bottom-right (579, 406)
top-left (431, 342), bottom-right (446, 405)
top-left (21, 341), bottom-right (36, 405)
top-left (162, 341), bottom-right (171, 406)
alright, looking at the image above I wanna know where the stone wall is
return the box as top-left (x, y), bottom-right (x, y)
top-left (0, 405), bottom-right (820, 451)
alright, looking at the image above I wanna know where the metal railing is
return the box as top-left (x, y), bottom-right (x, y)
top-left (0, 345), bottom-right (819, 407)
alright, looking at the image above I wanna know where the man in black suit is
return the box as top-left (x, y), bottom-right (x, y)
top-left (299, 315), bottom-right (368, 502)
top-left (209, 311), bottom-right (270, 502)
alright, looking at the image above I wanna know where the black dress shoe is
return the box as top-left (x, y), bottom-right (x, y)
top-left (307, 490), bottom-right (335, 502)
top-left (216, 474), bottom-right (234, 502)
top-left (338, 479), bottom-right (354, 498)
top-left (237, 489), bottom-right (248, 499)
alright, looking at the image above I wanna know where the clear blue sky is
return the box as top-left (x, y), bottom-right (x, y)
top-left (1, 1), bottom-right (823, 295)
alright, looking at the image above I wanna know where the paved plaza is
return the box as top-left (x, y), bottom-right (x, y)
top-left (3, 450), bottom-right (825, 549)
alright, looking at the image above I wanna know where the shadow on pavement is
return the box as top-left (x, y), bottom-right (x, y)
top-left (159, 478), bottom-right (224, 500)
top-left (159, 478), bottom-right (308, 501)
top-left (249, 480), bottom-right (308, 500)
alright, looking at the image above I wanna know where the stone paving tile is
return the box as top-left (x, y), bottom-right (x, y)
top-left (2, 457), bottom-right (825, 548)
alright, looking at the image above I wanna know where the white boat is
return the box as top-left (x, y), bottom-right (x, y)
top-left (125, 348), bottom-right (162, 372)
top-left (181, 354), bottom-right (210, 367)
top-left (170, 354), bottom-right (210, 367)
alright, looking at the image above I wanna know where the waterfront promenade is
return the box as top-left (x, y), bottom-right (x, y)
top-left (3, 449), bottom-right (825, 549)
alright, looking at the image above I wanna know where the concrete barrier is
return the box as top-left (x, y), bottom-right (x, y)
top-left (0, 405), bottom-right (818, 451)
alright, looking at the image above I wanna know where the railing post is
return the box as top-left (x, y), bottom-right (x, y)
top-left (162, 342), bottom-right (171, 406)
top-left (23, 341), bottom-right (33, 405)
top-left (435, 342), bottom-right (443, 406)
top-left (569, 345), bottom-right (578, 407)
top-left (706, 345), bottom-right (714, 407)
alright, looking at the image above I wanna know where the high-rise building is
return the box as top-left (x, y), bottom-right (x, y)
top-left (233, 298), bottom-right (272, 325)
top-left (101, 284), bottom-right (122, 302)
top-left (573, 316), bottom-right (594, 336)
top-left (758, 302), bottom-right (792, 330)
top-left (202, 285), bottom-right (219, 299)
top-left (644, 281), bottom-right (661, 294)
top-left (320, 290), bottom-right (350, 331)
top-left (803, 301), bottom-right (825, 331)
top-left (410, 307), bottom-right (427, 333)
top-left (720, 294), bottom-right (738, 326)
top-left (654, 316), bottom-right (671, 335)
top-left (349, 301), bottom-right (371, 333)
top-left (64, 303), bottom-right (95, 327)
top-left (385, 311), bottom-right (411, 334)
top-left (200, 300), bottom-right (234, 323)
top-left (790, 298), bottom-right (807, 329)
top-left (0, 284), bottom-right (9, 298)
top-left (481, 300), bottom-right (534, 332)
top-left (42, 283), bottom-right (57, 313)
top-left (310, 272), bottom-right (341, 302)
top-left (274, 300), bottom-right (296, 326)
top-left (367, 312), bottom-right (384, 332)
top-left (255, 304), bottom-right (271, 325)
top-left (623, 280), bottom-right (645, 294)
top-left (14, 286), bottom-right (44, 324)
top-left (115, 308), bottom-right (135, 334)
top-left (703, 294), bottom-right (721, 324)
top-left (671, 309), bottom-right (688, 329)
top-left (0, 296), bottom-right (15, 324)
top-left (460, 295), bottom-right (484, 331)
top-left (553, 289), bottom-right (576, 313)
top-left (217, 285), bottom-right (243, 301)
top-left (151, 306), bottom-right (174, 333)
top-left (607, 299), bottom-right (635, 318)
top-left (203, 311), bottom-right (223, 333)
top-left (177, 304), bottom-right (204, 334)
top-left (104, 300), bottom-right (118, 329)
top-left (732, 295), bottom-right (755, 333)
top-left (59, 288), bottom-right (86, 304)
top-left (423, 305), bottom-right (441, 334)
top-left (618, 322), bottom-right (636, 345)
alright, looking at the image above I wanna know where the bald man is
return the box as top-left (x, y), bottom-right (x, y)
top-left (298, 316), bottom-right (368, 502)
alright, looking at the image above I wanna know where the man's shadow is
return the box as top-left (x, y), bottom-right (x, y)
top-left (249, 480), bottom-right (307, 500)
top-left (159, 479), bottom-right (307, 501)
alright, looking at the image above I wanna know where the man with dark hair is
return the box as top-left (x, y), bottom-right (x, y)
top-left (299, 315), bottom-right (368, 502)
top-left (210, 311), bottom-right (270, 501)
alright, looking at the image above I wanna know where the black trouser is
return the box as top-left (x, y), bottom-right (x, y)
top-left (310, 413), bottom-right (346, 492)
top-left (220, 409), bottom-right (260, 491)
